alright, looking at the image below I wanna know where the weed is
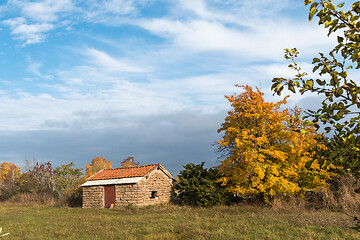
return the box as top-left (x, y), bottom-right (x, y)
top-left (0, 228), bottom-right (9, 238)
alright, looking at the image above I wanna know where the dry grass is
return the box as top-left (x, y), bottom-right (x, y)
top-left (270, 175), bottom-right (360, 214)
top-left (6, 192), bottom-right (58, 206)
top-left (0, 204), bottom-right (359, 239)
top-left (307, 175), bottom-right (360, 212)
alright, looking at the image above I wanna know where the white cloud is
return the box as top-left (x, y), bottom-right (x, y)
top-left (101, 0), bottom-right (136, 15)
top-left (20, 0), bottom-right (74, 22)
top-left (180, 0), bottom-right (213, 19)
top-left (140, 18), bottom-right (333, 61)
top-left (27, 60), bottom-right (54, 80)
top-left (81, 0), bottom-right (140, 23)
top-left (2, 17), bottom-right (54, 45)
top-left (27, 62), bottom-right (43, 76)
top-left (2, 0), bottom-right (74, 45)
top-left (2, 0), bottom-right (148, 45)
top-left (0, 53), bottom-right (329, 133)
top-left (85, 48), bottom-right (148, 73)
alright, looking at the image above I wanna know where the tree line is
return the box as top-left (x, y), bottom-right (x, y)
top-left (0, 157), bottom-right (137, 206)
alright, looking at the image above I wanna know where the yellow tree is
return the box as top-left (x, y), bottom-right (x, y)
top-left (0, 162), bottom-right (20, 186)
top-left (217, 85), bottom-right (335, 200)
top-left (84, 157), bottom-right (112, 179)
top-left (0, 162), bottom-right (21, 199)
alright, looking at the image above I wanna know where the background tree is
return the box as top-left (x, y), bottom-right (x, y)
top-left (0, 162), bottom-right (20, 185)
top-left (175, 162), bottom-right (228, 207)
top-left (120, 157), bottom-right (139, 168)
top-left (217, 85), bottom-right (335, 200)
top-left (53, 162), bottom-right (83, 205)
top-left (271, 0), bottom-right (360, 177)
top-left (84, 157), bottom-right (112, 179)
top-left (0, 162), bottom-right (20, 200)
top-left (26, 160), bottom-right (54, 191)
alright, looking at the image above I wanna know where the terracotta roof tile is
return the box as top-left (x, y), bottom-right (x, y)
top-left (87, 164), bottom-right (158, 181)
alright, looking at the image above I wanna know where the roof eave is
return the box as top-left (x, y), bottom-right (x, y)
top-left (81, 177), bottom-right (143, 187)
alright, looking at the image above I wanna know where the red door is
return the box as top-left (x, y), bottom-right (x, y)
top-left (104, 185), bottom-right (115, 208)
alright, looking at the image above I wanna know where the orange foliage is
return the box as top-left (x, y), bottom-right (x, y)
top-left (84, 157), bottom-right (112, 180)
top-left (217, 85), bottom-right (336, 200)
top-left (0, 162), bottom-right (20, 186)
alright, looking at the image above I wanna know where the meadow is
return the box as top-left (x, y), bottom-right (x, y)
top-left (0, 204), bottom-right (359, 239)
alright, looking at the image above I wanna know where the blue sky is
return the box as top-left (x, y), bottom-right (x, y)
top-left (0, 0), bottom-right (337, 175)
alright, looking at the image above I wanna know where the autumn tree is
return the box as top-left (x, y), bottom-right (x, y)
top-left (0, 162), bottom-right (20, 200)
top-left (120, 157), bottom-right (139, 168)
top-left (271, 0), bottom-right (360, 177)
top-left (0, 162), bottom-right (20, 185)
top-left (26, 160), bottom-right (54, 191)
top-left (217, 85), bottom-right (335, 200)
top-left (84, 157), bottom-right (112, 179)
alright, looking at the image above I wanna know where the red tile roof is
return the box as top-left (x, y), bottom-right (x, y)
top-left (87, 164), bottom-right (159, 181)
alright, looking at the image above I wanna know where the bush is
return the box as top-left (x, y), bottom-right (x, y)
top-left (175, 162), bottom-right (230, 207)
top-left (60, 186), bottom-right (82, 207)
top-left (1, 160), bottom-right (84, 207)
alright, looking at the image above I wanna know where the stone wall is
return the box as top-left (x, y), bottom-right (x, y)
top-left (115, 183), bottom-right (142, 206)
top-left (115, 168), bottom-right (173, 206)
top-left (82, 186), bottom-right (104, 208)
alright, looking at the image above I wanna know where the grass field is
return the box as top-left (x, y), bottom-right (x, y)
top-left (0, 204), bottom-right (359, 239)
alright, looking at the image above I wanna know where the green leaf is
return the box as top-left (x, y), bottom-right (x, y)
top-left (304, 0), bottom-right (315, 5)
top-left (325, 21), bottom-right (332, 28)
top-left (316, 79), bottom-right (326, 85)
top-left (310, 2), bottom-right (319, 11)
top-left (337, 3), bottom-right (345, 8)
top-left (339, 71), bottom-right (347, 78)
top-left (309, 7), bottom-right (318, 21)
top-left (306, 79), bottom-right (314, 89)
top-left (324, 2), bottom-right (335, 11)
top-left (312, 58), bottom-right (321, 63)
top-left (324, 127), bottom-right (332, 132)
top-left (289, 84), bottom-right (295, 93)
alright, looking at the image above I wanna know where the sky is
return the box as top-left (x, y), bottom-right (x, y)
top-left (0, 0), bottom-right (338, 175)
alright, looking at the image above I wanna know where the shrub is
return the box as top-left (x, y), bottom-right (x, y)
top-left (175, 162), bottom-right (229, 207)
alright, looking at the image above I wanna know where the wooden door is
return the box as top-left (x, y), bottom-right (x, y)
top-left (104, 185), bottom-right (115, 208)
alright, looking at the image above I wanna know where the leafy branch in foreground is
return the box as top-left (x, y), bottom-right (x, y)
top-left (271, 1), bottom-right (360, 177)
top-left (272, 0), bottom-right (360, 137)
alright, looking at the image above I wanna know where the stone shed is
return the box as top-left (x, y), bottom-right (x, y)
top-left (81, 164), bottom-right (173, 208)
